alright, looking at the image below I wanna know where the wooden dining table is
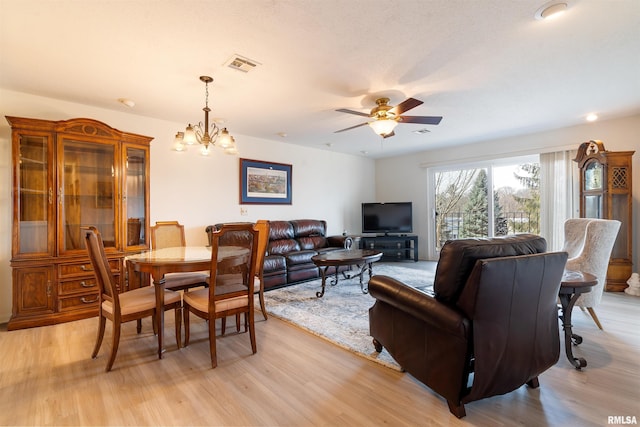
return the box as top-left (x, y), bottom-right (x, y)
top-left (125, 246), bottom-right (246, 358)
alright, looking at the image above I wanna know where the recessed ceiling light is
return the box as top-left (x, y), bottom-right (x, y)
top-left (535, 1), bottom-right (568, 20)
top-left (586, 113), bottom-right (598, 122)
top-left (277, 132), bottom-right (287, 138)
top-left (117, 98), bottom-right (135, 108)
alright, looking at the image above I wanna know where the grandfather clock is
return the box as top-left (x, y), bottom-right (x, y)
top-left (574, 140), bottom-right (634, 292)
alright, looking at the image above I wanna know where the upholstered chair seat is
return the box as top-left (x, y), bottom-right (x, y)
top-left (101, 286), bottom-right (181, 317)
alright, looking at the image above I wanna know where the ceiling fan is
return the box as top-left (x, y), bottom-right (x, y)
top-left (335, 97), bottom-right (442, 138)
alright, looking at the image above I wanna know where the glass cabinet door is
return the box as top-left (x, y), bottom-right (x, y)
top-left (124, 145), bottom-right (148, 250)
top-left (58, 138), bottom-right (117, 254)
top-left (16, 134), bottom-right (54, 255)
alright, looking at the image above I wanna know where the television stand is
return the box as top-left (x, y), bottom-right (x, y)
top-left (359, 235), bottom-right (418, 262)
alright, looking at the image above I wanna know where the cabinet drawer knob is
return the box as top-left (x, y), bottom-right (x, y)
top-left (80, 296), bottom-right (99, 304)
top-left (80, 281), bottom-right (95, 288)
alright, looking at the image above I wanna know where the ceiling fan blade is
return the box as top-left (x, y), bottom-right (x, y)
top-left (382, 131), bottom-right (395, 139)
top-left (399, 115), bottom-right (443, 125)
top-left (336, 108), bottom-right (371, 117)
top-left (389, 98), bottom-right (423, 115)
top-left (334, 122), bottom-right (369, 133)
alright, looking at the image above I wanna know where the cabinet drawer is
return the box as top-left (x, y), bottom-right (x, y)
top-left (59, 260), bottom-right (120, 278)
top-left (58, 292), bottom-right (100, 312)
top-left (59, 277), bottom-right (98, 295)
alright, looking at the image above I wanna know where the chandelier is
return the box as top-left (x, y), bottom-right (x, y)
top-left (173, 75), bottom-right (238, 156)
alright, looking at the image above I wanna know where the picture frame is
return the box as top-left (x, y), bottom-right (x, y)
top-left (239, 158), bottom-right (292, 205)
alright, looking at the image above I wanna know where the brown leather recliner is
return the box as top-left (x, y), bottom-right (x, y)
top-left (368, 234), bottom-right (568, 418)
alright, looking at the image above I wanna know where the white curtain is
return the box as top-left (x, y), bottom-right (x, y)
top-left (540, 150), bottom-right (579, 251)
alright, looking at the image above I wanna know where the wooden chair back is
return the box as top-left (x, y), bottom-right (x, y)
top-left (151, 221), bottom-right (186, 249)
top-left (83, 226), bottom-right (118, 304)
top-left (183, 223), bottom-right (259, 368)
top-left (209, 223), bottom-right (259, 302)
top-left (253, 220), bottom-right (270, 279)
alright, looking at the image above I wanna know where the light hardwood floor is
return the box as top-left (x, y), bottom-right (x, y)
top-left (1, 263), bottom-right (639, 426)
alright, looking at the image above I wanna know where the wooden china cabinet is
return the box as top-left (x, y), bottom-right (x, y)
top-left (7, 116), bottom-right (152, 330)
top-left (574, 140), bottom-right (634, 292)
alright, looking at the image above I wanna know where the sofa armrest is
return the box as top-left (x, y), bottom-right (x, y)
top-left (369, 275), bottom-right (468, 337)
top-left (327, 235), bottom-right (353, 249)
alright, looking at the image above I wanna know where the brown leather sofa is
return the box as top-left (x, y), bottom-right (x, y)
top-left (207, 220), bottom-right (350, 290)
top-left (368, 234), bottom-right (568, 418)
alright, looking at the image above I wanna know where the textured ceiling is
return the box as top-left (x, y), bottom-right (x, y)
top-left (1, 0), bottom-right (639, 158)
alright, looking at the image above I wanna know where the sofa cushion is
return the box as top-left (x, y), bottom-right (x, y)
top-left (434, 234), bottom-right (547, 305)
top-left (290, 219), bottom-right (326, 237)
top-left (297, 235), bottom-right (328, 250)
top-left (269, 221), bottom-right (295, 240)
top-left (263, 254), bottom-right (286, 272)
top-left (269, 238), bottom-right (300, 255)
top-left (286, 250), bottom-right (317, 266)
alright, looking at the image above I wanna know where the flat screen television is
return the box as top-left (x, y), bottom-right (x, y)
top-left (362, 202), bottom-right (413, 235)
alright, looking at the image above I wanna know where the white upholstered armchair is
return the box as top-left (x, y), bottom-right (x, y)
top-left (561, 218), bottom-right (621, 329)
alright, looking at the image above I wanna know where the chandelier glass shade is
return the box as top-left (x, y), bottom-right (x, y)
top-left (369, 118), bottom-right (398, 136)
top-left (173, 76), bottom-right (237, 156)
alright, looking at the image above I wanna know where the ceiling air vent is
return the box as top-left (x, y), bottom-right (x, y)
top-left (226, 55), bottom-right (260, 73)
top-left (413, 128), bottom-right (431, 134)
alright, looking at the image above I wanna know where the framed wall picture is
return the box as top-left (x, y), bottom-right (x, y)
top-left (239, 158), bottom-right (292, 204)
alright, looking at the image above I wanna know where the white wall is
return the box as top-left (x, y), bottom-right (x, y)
top-left (0, 89), bottom-right (375, 323)
top-left (376, 113), bottom-right (640, 269)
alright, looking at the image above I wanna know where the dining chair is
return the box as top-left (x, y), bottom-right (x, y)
top-left (561, 218), bottom-right (621, 329)
top-left (210, 220), bottom-right (270, 335)
top-left (83, 226), bottom-right (182, 372)
top-left (253, 220), bottom-right (270, 320)
top-left (183, 223), bottom-right (259, 368)
top-left (224, 219), bottom-right (270, 333)
top-left (150, 220), bottom-right (209, 292)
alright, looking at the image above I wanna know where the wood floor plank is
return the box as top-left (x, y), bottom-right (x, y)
top-left (1, 264), bottom-right (639, 426)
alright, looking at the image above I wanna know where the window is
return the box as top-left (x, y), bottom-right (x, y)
top-left (428, 155), bottom-right (540, 256)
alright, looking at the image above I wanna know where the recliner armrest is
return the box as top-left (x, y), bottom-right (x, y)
top-left (327, 235), bottom-right (353, 249)
top-left (369, 275), bottom-right (468, 337)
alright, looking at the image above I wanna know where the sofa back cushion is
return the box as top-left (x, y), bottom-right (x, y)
top-left (297, 236), bottom-right (328, 250)
top-left (268, 221), bottom-right (299, 255)
top-left (290, 219), bottom-right (326, 237)
top-left (434, 234), bottom-right (547, 305)
top-left (269, 221), bottom-right (295, 240)
top-left (290, 220), bottom-right (328, 250)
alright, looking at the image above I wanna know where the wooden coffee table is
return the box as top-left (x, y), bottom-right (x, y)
top-left (311, 249), bottom-right (383, 297)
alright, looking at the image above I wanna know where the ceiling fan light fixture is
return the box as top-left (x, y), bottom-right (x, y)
top-left (369, 119), bottom-right (398, 136)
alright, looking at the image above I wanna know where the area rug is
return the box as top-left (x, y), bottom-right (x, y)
top-left (263, 263), bottom-right (435, 371)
